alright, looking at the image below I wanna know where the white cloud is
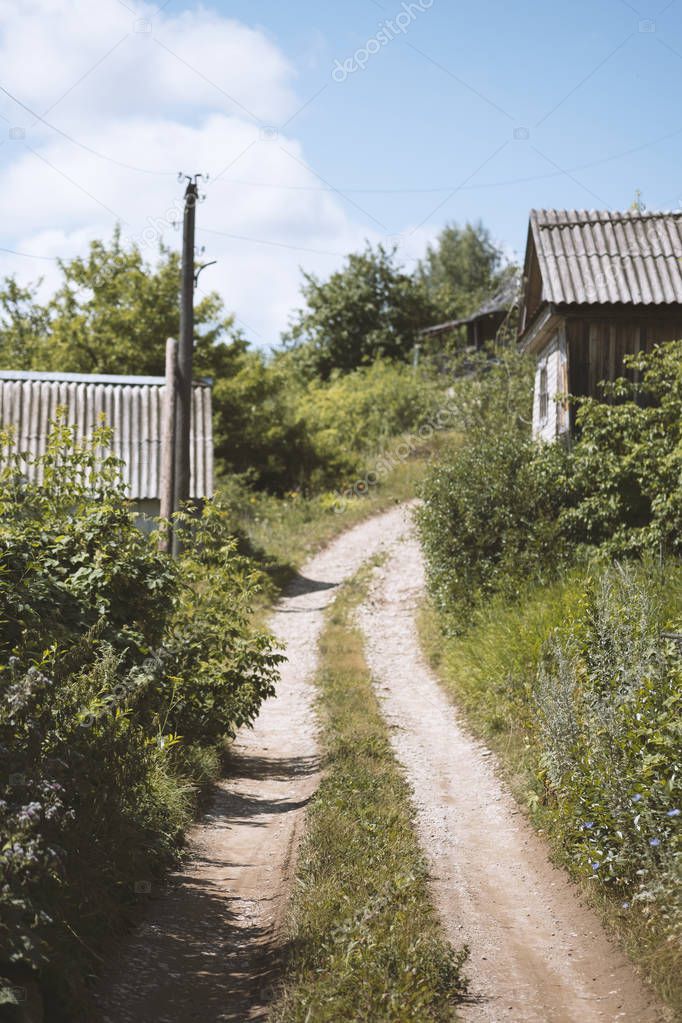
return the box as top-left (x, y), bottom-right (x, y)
top-left (0, 1), bottom-right (296, 125)
top-left (0, 0), bottom-right (390, 346)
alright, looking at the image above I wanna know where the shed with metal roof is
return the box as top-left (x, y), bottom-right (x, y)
top-left (420, 272), bottom-right (520, 350)
top-left (0, 370), bottom-right (213, 524)
top-left (518, 209), bottom-right (682, 441)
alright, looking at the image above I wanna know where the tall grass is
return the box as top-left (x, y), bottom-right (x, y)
top-left (419, 572), bottom-right (581, 801)
top-left (420, 563), bottom-right (682, 1013)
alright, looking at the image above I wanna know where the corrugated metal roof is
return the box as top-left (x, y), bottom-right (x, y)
top-left (0, 372), bottom-right (213, 501)
top-left (420, 271), bottom-right (521, 335)
top-left (530, 209), bottom-right (682, 306)
top-left (0, 370), bottom-right (213, 386)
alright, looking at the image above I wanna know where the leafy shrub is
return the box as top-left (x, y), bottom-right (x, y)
top-left (160, 502), bottom-right (280, 746)
top-left (0, 421), bottom-right (280, 1016)
top-left (299, 360), bottom-right (446, 484)
top-left (0, 418), bottom-right (174, 660)
top-left (417, 351), bottom-right (570, 619)
top-left (418, 431), bottom-right (567, 617)
top-left (212, 349), bottom-right (322, 493)
top-left (560, 341), bottom-right (682, 558)
top-left (418, 341), bottom-right (682, 621)
top-left (213, 352), bottom-right (448, 495)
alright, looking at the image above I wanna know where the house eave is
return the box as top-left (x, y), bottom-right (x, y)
top-left (518, 304), bottom-right (559, 355)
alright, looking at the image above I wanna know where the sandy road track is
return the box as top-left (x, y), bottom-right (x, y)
top-left (93, 504), bottom-right (412, 1023)
top-left (358, 523), bottom-right (665, 1023)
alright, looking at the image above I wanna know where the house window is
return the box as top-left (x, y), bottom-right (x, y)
top-left (539, 365), bottom-right (549, 421)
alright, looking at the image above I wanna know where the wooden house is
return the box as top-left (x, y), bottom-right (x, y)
top-left (0, 370), bottom-right (213, 528)
top-left (420, 272), bottom-right (520, 351)
top-left (518, 209), bottom-right (682, 441)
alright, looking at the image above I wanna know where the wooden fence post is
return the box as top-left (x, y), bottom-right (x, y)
top-left (159, 337), bottom-right (178, 554)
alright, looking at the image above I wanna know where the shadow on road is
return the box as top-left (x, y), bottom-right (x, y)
top-left (90, 743), bottom-right (317, 1023)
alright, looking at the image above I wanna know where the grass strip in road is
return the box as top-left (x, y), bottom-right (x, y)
top-left (271, 566), bottom-right (468, 1023)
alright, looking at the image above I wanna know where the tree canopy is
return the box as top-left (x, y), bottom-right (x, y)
top-left (0, 228), bottom-right (244, 381)
top-left (417, 221), bottom-right (508, 321)
top-left (284, 244), bottom-right (437, 379)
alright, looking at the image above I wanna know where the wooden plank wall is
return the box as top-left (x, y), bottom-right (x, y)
top-left (566, 314), bottom-right (682, 399)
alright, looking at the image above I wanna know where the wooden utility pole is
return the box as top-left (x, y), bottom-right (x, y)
top-left (172, 176), bottom-right (199, 557)
top-left (159, 336), bottom-right (178, 554)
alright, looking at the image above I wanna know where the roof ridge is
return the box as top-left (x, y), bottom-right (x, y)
top-left (0, 370), bottom-right (213, 386)
top-left (534, 209), bottom-right (682, 228)
top-left (545, 251), bottom-right (681, 257)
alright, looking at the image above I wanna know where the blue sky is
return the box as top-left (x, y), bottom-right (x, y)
top-left (214, 0), bottom-right (682, 253)
top-left (1, 0), bottom-right (681, 343)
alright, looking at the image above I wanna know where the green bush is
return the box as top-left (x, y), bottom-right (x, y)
top-left (418, 430), bottom-right (568, 618)
top-left (534, 564), bottom-right (682, 962)
top-left (560, 340), bottom-right (682, 557)
top-left (299, 360), bottom-right (446, 484)
top-left (417, 351), bottom-right (569, 620)
top-left (0, 421), bottom-right (280, 1016)
top-left (213, 353), bottom-right (448, 495)
top-left (418, 341), bottom-right (682, 621)
top-left (212, 349), bottom-right (322, 493)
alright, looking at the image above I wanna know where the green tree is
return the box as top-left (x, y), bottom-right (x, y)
top-left (417, 221), bottom-right (508, 321)
top-left (212, 349), bottom-right (319, 492)
top-left (0, 277), bottom-right (51, 367)
top-left (0, 228), bottom-right (243, 381)
top-left (284, 243), bottom-right (437, 379)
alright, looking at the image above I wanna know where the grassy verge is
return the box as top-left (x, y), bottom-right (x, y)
top-left (217, 431), bottom-right (455, 593)
top-left (418, 568), bottom-right (682, 1017)
top-left (417, 575), bottom-right (581, 808)
top-left (271, 566), bottom-right (468, 1022)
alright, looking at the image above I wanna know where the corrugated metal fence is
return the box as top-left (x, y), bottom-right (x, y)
top-left (0, 371), bottom-right (213, 500)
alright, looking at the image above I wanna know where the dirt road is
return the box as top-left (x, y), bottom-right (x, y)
top-left (94, 504), bottom-right (412, 1023)
top-left (95, 503), bottom-right (664, 1022)
top-left (358, 524), bottom-right (665, 1023)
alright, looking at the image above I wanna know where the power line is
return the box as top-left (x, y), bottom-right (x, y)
top-left (0, 229), bottom-right (362, 269)
top-left (197, 226), bottom-right (351, 258)
top-left (206, 125), bottom-right (682, 195)
top-left (0, 227), bottom-right (419, 267)
top-left (0, 81), bottom-right (177, 177)
top-left (0, 245), bottom-right (59, 261)
top-left (2, 73), bottom-right (680, 194)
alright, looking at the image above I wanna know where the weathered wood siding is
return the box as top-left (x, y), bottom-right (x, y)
top-left (565, 312), bottom-right (682, 400)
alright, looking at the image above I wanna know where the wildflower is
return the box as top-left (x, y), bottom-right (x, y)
top-left (666, 809), bottom-right (680, 818)
top-left (591, 861), bottom-right (600, 870)
top-left (581, 821), bottom-right (595, 830)
top-left (621, 902), bottom-right (630, 910)
top-left (649, 838), bottom-right (661, 847)
top-left (17, 801), bottom-right (42, 824)
top-left (632, 794), bottom-right (642, 803)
